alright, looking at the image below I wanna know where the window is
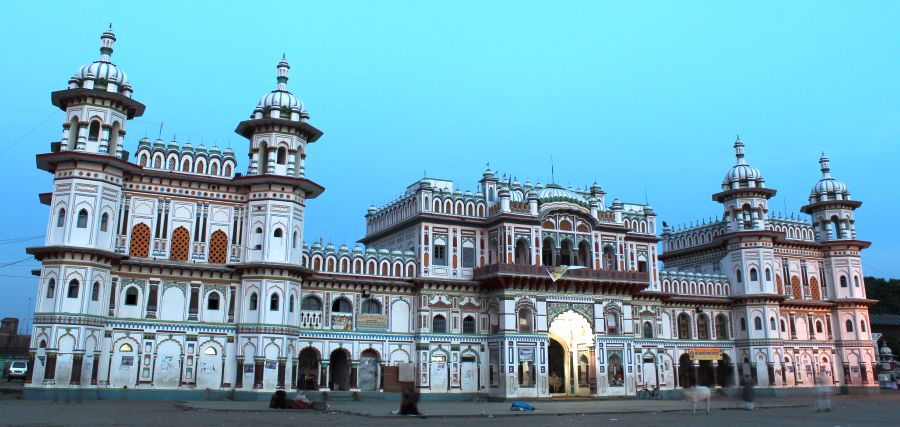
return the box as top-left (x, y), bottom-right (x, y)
top-left (332, 297), bottom-right (352, 313)
top-left (91, 281), bottom-right (100, 301)
top-left (765, 268), bottom-right (772, 281)
top-left (361, 299), bottom-right (382, 315)
top-left (519, 308), bottom-right (534, 332)
top-left (56, 208), bottom-right (66, 227)
top-left (463, 315), bottom-right (476, 334)
top-left (754, 317), bottom-right (763, 331)
top-left (100, 213), bottom-right (109, 232)
top-left (770, 317), bottom-right (777, 330)
top-left (462, 245), bottom-right (475, 268)
top-left (432, 315), bottom-right (447, 333)
top-left (45, 278), bottom-right (56, 298)
top-left (642, 321), bottom-right (654, 338)
top-left (88, 120), bottom-right (100, 141)
top-left (273, 228), bottom-right (283, 238)
top-left (269, 293), bottom-right (280, 311)
top-left (249, 292), bottom-right (258, 310)
top-left (845, 319), bottom-right (854, 332)
top-left (204, 347), bottom-right (217, 355)
top-left (207, 292), bottom-right (220, 310)
top-left (840, 275), bottom-right (848, 287)
top-left (67, 279), bottom-right (79, 298)
top-left (735, 269), bottom-right (743, 283)
top-left (119, 343), bottom-right (133, 352)
top-left (433, 237), bottom-right (447, 266)
top-left (301, 296), bottom-right (322, 311)
top-left (76, 209), bottom-right (89, 228)
top-left (606, 312), bottom-right (620, 335)
top-left (124, 287), bottom-right (138, 306)
top-left (750, 268), bottom-right (758, 282)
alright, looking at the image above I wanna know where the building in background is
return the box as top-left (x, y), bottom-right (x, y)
top-left (23, 28), bottom-right (877, 399)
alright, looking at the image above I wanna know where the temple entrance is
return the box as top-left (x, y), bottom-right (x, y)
top-left (547, 310), bottom-right (594, 396)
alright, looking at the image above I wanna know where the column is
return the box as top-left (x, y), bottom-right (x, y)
top-left (44, 352), bottom-right (58, 384)
top-left (253, 358), bottom-right (264, 389)
top-left (70, 353), bottom-right (84, 385)
top-left (235, 357), bottom-right (244, 389)
top-left (277, 359), bottom-right (286, 389)
top-left (90, 353), bottom-right (100, 385)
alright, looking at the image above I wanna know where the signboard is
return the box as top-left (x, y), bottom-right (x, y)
top-left (688, 348), bottom-right (722, 361)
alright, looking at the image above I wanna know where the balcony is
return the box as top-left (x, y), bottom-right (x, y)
top-left (473, 263), bottom-right (649, 284)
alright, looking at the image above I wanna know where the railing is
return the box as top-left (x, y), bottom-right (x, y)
top-left (300, 310), bottom-right (323, 329)
top-left (473, 263), bottom-right (649, 283)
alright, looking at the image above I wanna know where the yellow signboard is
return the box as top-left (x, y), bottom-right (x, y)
top-left (688, 348), bottom-right (722, 361)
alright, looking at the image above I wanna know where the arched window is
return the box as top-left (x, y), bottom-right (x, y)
top-left (765, 268), bottom-right (772, 281)
top-left (840, 275), bottom-right (848, 288)
top-left (99, 213), bottom-right (109, 232)
top-left (207, 292), bottom-right (220, 310)
top-left (124, 287), bottom-right (139, 306)
top-left (269, 293), bottom-right (280, 311)
top-left (432, 314), bottom-right (447, 333)
top-left (56, 208), bottom-right (66, 227)
top-left (642, 321), bottom-right (654, 338)
top-left (361, 299), bottom-right (382, 315)
top-left (749, 268), bottom-right (758, 282)
top-left (67, 279), bottom-right (79, 298)
top-left (606, 311), bottom-right (620, 335)
top-left (735, 269), bottom-right (743, 283)
top-left (677, 313), bottom-right (691, 338)
top-left (87, 120), bottom-right (100, 141)
top-left (249, 292), bottom-right (258, 310)
top-left (754, 316), bottom-right (763, 331)
top-left (463, 315), bottom-right (476, 334)
top-left (301, 296), bottom-right (322, 311)
top-left (45, 278), bottom-right (56, 298)
top-left (91, 281), bottom-right (100, 301)
top-left (518, 307), bottom-right (534, 333)
top-left (276, 147), bottom-right (287, 165)
top-left (715, 314), bottom-right (728, 339)
top-left (845, 319), bottom-right (854, 332)
top-left (331, 297), bottom-right (352, 313)
top-left (76, 209), bottom-right (89, 228)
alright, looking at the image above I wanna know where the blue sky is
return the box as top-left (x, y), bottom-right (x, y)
top-left (0, 1), bottom-right (898, 323)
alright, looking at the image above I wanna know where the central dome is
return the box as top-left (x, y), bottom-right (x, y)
top-left (252, 55), bottom-right (308, 122)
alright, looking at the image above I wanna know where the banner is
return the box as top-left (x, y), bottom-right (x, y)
top-left (688, 348), bottom-right (722, 361)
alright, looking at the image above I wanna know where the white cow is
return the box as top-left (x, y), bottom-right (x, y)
top-left (682, 386), bottom-right (711, 415)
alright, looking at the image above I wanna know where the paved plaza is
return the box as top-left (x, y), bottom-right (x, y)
top-left (0, 390), bottom-right (897, 426)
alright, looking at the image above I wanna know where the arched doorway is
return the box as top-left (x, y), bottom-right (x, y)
top-left (547, 310), bottom-right (594, 396)
top-left (678, 353), bottom-right (695, 388)
top-left (329, 349), bottom-right (350, 391)
top-left (298, 348), bottom-right (320, 390)
top-left (359, 349), bottom-right (381, 391)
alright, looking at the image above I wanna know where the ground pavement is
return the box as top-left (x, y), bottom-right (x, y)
top-left (1, 389), bottom-right (897, 426)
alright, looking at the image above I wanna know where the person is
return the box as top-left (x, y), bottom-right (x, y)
top-left (398, 386), bottom-right (421, 415)
top-left (291, 390), bottom-right (311, 410)
top-left (740, 375), bottom-right (755, 410)
top-left (814, 371), bottom-right (831, 412)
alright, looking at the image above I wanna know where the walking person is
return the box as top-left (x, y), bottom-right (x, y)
top-left (740, 375), bottom-right (755, 410)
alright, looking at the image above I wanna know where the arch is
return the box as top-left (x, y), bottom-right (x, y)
top-left (169, 226), bottom-right (190, 261)
top-left (208, 230), bottom-right (228, 264)
top-left (128, 223), bottom-right (151, 258)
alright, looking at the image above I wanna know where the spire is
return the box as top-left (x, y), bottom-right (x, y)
top-left (733, 134), bottom-right (745, 165)
top-left (819, 152), bottom-right (832, 178)
top-left (100, 24), bottom-right (116, 62)
top-left (276, 54), bottom-right (290, 91)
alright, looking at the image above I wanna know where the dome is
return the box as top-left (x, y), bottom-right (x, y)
top-left (809, 153), bottom-right (850, 202)
top-left (253, 55), bottom-right (308, 121)
top-left (722, 136), bottom-right (765, 189)
top-left (69, 26), bottom-right (132, 96)
top-left (538, 184), bottom-right (588, 206)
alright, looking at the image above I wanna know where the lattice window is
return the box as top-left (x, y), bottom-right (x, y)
top-left (791, 275), bottom-right (802, 299)
top-left (208, 230), bottom-right (228, 264)
top-left (170, 226), bottom-right (190, 261)
top-left (129, 223), bottom-right (151, 258)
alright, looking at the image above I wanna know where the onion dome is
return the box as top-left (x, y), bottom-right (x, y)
top-left (538, 183), bottom-right (588, 205)
top-left (69, 25), bottom-right (132, 96)
top-left (809, 153), bottom-right (850, 202)
top-left (138, 137), bottom-right (151, 147)
top-left (252, 54), bottom-right (308, 122)
top-left (722, 136), bottom-right (764, 189)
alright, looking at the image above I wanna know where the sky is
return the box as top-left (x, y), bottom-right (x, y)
top-left (0, 1), bottom-right (898, 325)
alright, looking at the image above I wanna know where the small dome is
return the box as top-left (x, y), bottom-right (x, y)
top-left (253, 55), bottom-right (308, 121)
top-left (538, 183), bottom-right (588, 206)
top-left (70, 26), bottom-right (132, 96)
top-left (722, 136), bottom-right (765, 189)
top-left (809, 153), bottom-right (850, 202)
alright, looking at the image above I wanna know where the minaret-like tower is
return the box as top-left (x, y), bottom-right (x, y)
top-left (27, 26), bottom-right (145, 388)
top-left (713, 137), bottom-right (782, 386)
top-left (800, 153), bottom-right (873, 385)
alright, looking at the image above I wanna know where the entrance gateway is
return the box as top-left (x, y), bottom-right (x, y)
top-left (547, 310), bottom-right (594, 396)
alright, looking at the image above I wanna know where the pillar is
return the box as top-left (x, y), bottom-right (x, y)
top-left (254, 359), bottom-right (264, 389)
top-left (70, 353), bottom-right (84, 385)
top-left (90, 353), bottom-right (100, 385)
top-left (44, 352), bottom-right (58, 383)
top-left (235, 357), bottom-right (244, 389)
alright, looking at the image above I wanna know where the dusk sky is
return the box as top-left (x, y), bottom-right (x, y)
top-left (0, 1), bottom-right (897, 323)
